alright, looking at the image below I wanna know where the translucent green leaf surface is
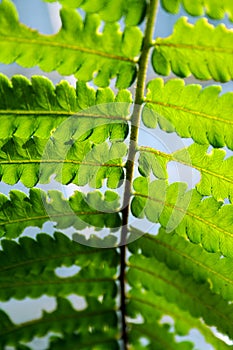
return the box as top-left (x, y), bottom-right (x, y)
top-left (0, 231), bottom-right (118, 275)
top-left (0, 232), bottom-right (118, 300)
top-left (49, 332), bottom-right (119, 350)
top-left (173, 144), bottom-right (233, 202)
top-left (129, 321), bottom-right (194, 350)
top-left (161, 0), bottom-right (233, 21)
top-left (132, 177), bottom-right (233, 257)
top-left (0, 189), bottom-right (121, 238)
top-left (152, 18), bottom-right (233, 82)
top-left (128, 253), bottom-right (233, 339)
top-left (0, 0), bottom-right (232, 348)
top-left (43, 0), bottom-right (147, 25)
top-left (0, 0), bottom-right (143, 87)
top-left (144, 78), bottom-right (233, 150)
top-left (0, 74), bottom-right (131, 150)
top-left (0, 297), bottom-right (118, 347)
top-left (129, 228), bottom-right (233, 302)
top-left (127, 289), bottom-right (230, 350)
top-left (0, 75), bottom-right (131, 187)
top-left (139, 143), bottom-right (233, 202)
top-left (1, 140), bottom-right (127, 188)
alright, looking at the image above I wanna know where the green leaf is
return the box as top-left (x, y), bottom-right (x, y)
top-left (0, 74), bottom-right (131, 187)
top-left (0, 0), bottom-right (143, 88)
top-left (138, 148), bottom-right (168, 179)
top-left (0, 0), bottom-right (233, 349)
top-left (43, 0), bottom-right (147, 25)
top-left (0, 233), bottom-right (118, 301)
top-left (129, 228), bottom-right (233, 302)
top-left (0, 74), bottom-right (131, 148)
top-left (0, 188), bottom-right (121, 238)
top-left (144, 78), bottom-right (233, 150)
top-left (174, 144), bottom-right (233, 202)
top-left (0, 139), bottom-right (127, 188)
top-left (129, 322), bottom-right (194, 350)
top-left (161, 0), bottom-right (233, 21)
top-left (0, 297), bottom-right (118, 347)
top-left (138, 143), bottom-right (233, 202)
top-left (127, 289), bottom-right (230, 350)
top-left (152, 18), bottom-right (233, 82)
top-left (132, 177), bottom-right (233, 257)
top-left (128, 253), bottom-right (233, 339)
top-left (49, 332), bottom-right (119, 350)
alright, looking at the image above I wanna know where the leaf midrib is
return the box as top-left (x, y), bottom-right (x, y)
top-left (0, 248), bottom-right (104, 272)
top-left (0, 210), bottom-right (119, 228)
top-left (0, 159), bottom-right (124, 167)
top-left (0, 308), bottom-right (116, 337)
top-left (0, 110), bottom-right (130, 121)
top-left (154, 42), bottom-right (233, 55)
top-left (145, 99), bottom-right (233, 125)
top-left (0, 276), bottom-right (115, 289)
top-left (0, 35), bottom-right (137, 63)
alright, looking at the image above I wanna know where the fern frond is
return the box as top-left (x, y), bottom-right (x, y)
top-left (1, 140), bottom-right (127, 188)
top-left (0, 0), bottom-right (232, 348)
top-left (0, 74), bottom-right (131, 150)
top-left (129, 228), bottom-right (233, 302)
top-left (127, 289), bottom-right (230, 350)
top-left (49, 332), bottom-right (119, 350)
top-left (0, 231), bottom-right (118, 274)
top-left (0, 74), bottom-right (130, 187)
top-left (152, 18), bottom-right (233, 82)
top-left (131, 177), bottom-right (233, 257)
top-left (128, 253), bottom-right (233, 338)
top-left (129, 321), bottom-right (194, 350)
top-left (0, 263), bottom-right (116, 301)
top-left (139, 143), bottom-right (233, 202)
top-left (0, 232), bottom-right (118, 300)
top-left (173, 144), bottom-right (233, 202)
top-left (0, 189), bottom-right (121, 238)
top-left (0, 0), bottom-right (142, 87)
top-left (161, 0), bottom-right (233, 21)
top-left (43, 0), bottom-right (147, 25)
top-left (0, 297), bottom-right (118, 347)
top-left (138, 147), bottom-right (168, 180)
top-left (143, 78), bottom-right (233, 150)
